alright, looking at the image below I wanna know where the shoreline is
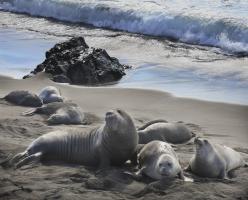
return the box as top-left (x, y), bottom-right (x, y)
top-left (1, 27), bottom-right (248, 105)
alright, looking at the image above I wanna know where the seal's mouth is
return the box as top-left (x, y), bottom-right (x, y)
top-left (194, 137), bottom-right (203, 145)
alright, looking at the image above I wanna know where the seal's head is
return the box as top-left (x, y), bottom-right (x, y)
top-left (105, 109), bottom-right (135, 132)
top-left (194, 137), bottom-right (212, 156)
top-left (39, 86), bottom-right (63, 104)
top-left (43, 94), bottom-right (64, 104)
top-left (155, 154), bottom-right (180, 178)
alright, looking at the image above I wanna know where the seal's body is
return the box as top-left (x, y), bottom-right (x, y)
top-left (187, 138), bottom-right (247, 178)
top-left (23, 102), bottom-right (84, 125)
top-left (138, 121), bottom-right (194, 144)
top-left (11, 109), bottom-right (138, 168)
top-left (23, 102), bottom-right (78, 116)
top-left (39, 86), bottom-right (63, 104)
top-left (135, 141), bottom-right (187, 180)
top-left (3, 90), bottom-right (42, 107)
top-left (47, 106), bottom-right (84, 125)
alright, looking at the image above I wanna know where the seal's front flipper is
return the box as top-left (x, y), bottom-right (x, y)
top-left (15, 152), bottom-right (42, 169)
top-left (123, 168), bottom-right (144, 181)
top-left (178, 170), bottom-right (194, 182)
top-left (22, 108), bottom-right (37, 116)
top-left (95, 149), bottom-right (111, 174)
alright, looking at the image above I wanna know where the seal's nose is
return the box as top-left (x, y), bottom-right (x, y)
top-left (106, 111), bottom-right (115, 117)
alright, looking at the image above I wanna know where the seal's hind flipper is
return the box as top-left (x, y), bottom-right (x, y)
top-left (10, 151), bottom-right (28, 165)
top-left (0, 154), bottom-right (13, 168)
top-left (184, 165), bottom-right (191, 172)
top-left (22, 108), bottom-right (37, 116)
top-left (138, 119), bottom-right (168, 131)
top-left (15, 152), bottom-right (42, 169)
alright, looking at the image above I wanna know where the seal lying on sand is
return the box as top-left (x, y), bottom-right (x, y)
top-left (138, 120), bottom-right (195, 144)
top-left (23, 102), bottom-right (85, 125)
top-left (11, 109), bottom-right (138, 168)
top-left (47, 106), bottom-right (85, 125)
top-left (39, 86), bottom-right (63, 104)
top-left (2, 90), bottom-right (42, 107)
top-left (126, 141), bottom-right (192, 181)
top-left (186, 137), bottom-right (248, 179)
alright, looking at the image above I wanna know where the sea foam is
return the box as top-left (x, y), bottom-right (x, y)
top-left (1, 0), bottom-right (248, 54)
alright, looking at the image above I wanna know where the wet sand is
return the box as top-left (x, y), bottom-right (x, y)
top-left (0, 73), bottom-right (247, 199)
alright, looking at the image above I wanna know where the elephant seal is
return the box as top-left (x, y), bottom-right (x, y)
top-left (11, 109), bottom-right (138, 168)
top-left (22, 102), bottom-right (85, 125)
top-left (39, 86), bottom-right (63, 104)
top-left (47, 106), bottom-right (85, 125)
top-left (126, 141), bottom-right (192, 182)
top-left (22, 102), bottom-right (78, 116)
top-left (2, 90), bottom-right (42, 107)
top-left (186, 137), bottom-right (248, 179)
top-left (138, 120), bottom-right (195, 144)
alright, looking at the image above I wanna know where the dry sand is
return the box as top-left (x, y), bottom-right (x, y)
top-left (0, 73), bottom-right (247, 199)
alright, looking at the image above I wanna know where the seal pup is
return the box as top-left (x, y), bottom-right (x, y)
top-left (186, 137), bottom-right (248, 179)
top-left (126, 141), bottom-right (192, 182)
top-left (138, 120), bottom-right (195, 144)
top-left (11, 109), bottom-right (138, 168)
top-left (2, 90), bottom-right (42, 107)
top-left (39, 86), bottom-right (63, 104)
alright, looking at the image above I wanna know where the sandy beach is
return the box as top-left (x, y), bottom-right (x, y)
top-left (0, 73), bottom-right (247, 199)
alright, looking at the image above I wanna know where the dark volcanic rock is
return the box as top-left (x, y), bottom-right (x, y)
top-left (25, 37), bottom-right (128, 85)
top-left (52, 74), bottom-right (71, 83)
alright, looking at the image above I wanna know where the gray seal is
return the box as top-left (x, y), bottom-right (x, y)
top-left (11, 109), bottom-right (138, 168)
top-left (127, 141), bottom-right (192, 181)
top-left (138, 120), bottom-right (195, 144)
top-left (22, 102), bottom-right (78, 116)
top-left (3, 90), bottom-right (42, 107)
top-left (22, 102), bottom-right (85, 125)
top-left (186, 137), bottom-right (248, 179)
top-left (47, 106), bottom-right (85, 125)
top-left (39, 86), bottom-right (63, 104)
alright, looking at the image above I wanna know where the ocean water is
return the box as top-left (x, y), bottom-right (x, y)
top-left (1, 0), bottom-right (248, 54)
top-left (0, 1), bottom-right (248, 104)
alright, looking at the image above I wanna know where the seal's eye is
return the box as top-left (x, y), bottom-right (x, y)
top-left (167, 162), bottom-right (172, 167)
top-left (203, 139), bottom-right (208, 144)
top-left (117, 109), bottom-right (122, 114)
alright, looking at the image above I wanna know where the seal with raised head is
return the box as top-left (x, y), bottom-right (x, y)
top-left (127, 140), bottom-right (191, 181)
top-left (11, 109), bottom-right (138, 168)
top-left (39, 86), bottom-right (63, 104)
top-left (186, 137), bottom-right (248, 179)
top-left (138, 120), bottom-right (195, 144)
top-left (2, 90), bottom-right (42, 107)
